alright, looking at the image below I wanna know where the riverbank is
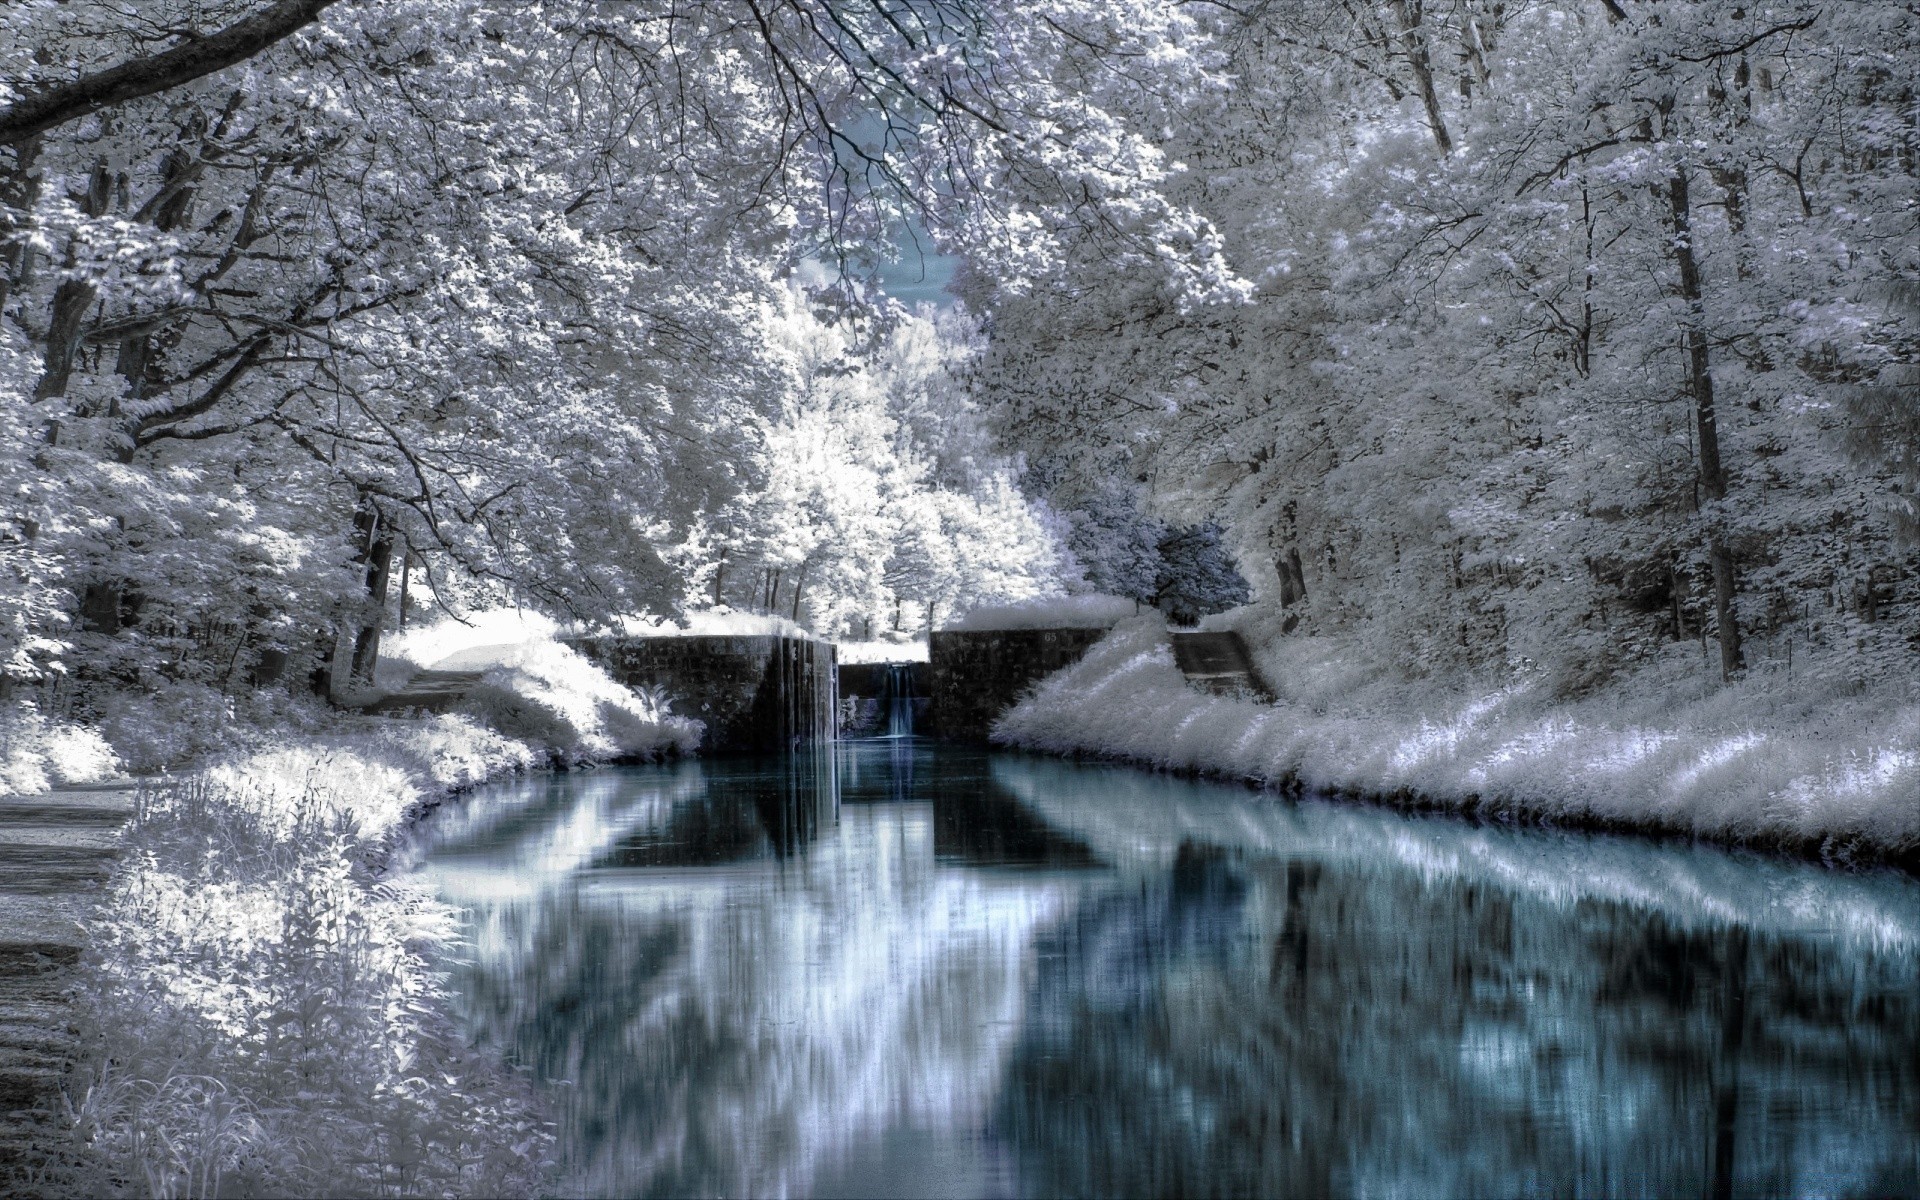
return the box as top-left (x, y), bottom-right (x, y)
top-left (32, 717), bottom-right (547, 1197)
top-left (18, 628), bottom-right (701, 1197)
top-left (992, 614), bottom-right (1920, 871)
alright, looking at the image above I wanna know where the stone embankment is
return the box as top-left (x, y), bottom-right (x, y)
top-left (362, 668), bottom-right (488, 715)
top-left (1169, 631), bottom-right (1274, 701)
top-left (928, 627), bottom-right (1110, 742)
top-left (572, 634), bottom-right (836, 752)
top-left (0, 780), bottom-right (135, 1186)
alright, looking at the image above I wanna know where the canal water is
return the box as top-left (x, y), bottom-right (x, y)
top-left (412, 741), bottom-right (1920, 1198)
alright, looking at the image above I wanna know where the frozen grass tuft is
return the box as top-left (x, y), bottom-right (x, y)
top-left (62, 741), bottom-right (554, 1197)
top-left (995, 614), bottom-right (1920, 856)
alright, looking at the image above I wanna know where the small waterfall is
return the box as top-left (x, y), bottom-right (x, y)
top-left (884, 662), bottom-right (916, 739)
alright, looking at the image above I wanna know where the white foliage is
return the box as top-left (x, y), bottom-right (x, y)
top-left (944, 593), bottom-right (1142, 631)
top-left (995, 618), bottom-right (1920, 853)
top-left (0, 703), bottom-right (119, 796)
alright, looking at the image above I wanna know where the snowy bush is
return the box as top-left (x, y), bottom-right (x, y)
top-left (0, 703), bottom-right (120, 795)
top-left (93, 684), bottom-right (243, 776)
top-left (67, 772), bottom-right (552, 1198)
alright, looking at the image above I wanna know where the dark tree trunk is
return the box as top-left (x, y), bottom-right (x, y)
top-left (1668, 166), bottom-right (1743, 679)
top-left (79, 583), bottom-right (121, 635)
top-left (397, 547), bottom-right (411, 630)
top-left (34, 166), bottom-right (111, 409)
top-left (348, 511), bottom-right (395, 686)
top-left (0, 136), bottom-right (42, 316)
top-left (324, 503), bottom-right (393, 698)
top-left (1390, 0), bottom-right (1454, 155)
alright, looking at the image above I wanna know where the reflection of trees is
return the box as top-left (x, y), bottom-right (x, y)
top-left (999, 849), bottom-right (1920, 1197)
top-left (434, 786), bottom-right (1073, 1199)
top-left (419, 750), bottom-right (1920, 1198)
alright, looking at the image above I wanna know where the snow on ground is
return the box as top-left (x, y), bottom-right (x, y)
top-left (994, 611), bottom-right (1920, 855)
top-left (942, 593), bottom-right (1143, 632)
top-left (379, 606), bottom-right (566, 681)
top-left (835, 638), bottom-right (929, 663)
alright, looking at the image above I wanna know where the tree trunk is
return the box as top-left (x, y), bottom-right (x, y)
top-left (348, 516), bottom-right (395, 686)
top-left (397, 546), bottom-right (411, 629)
top-left (329, 503), bottom-right (393, 698)
top-left (1668, 166), bottom-right (1743, 679)
top-left (109, 146), bottom-right (196, 457)
top-left (1389, 0), bottom-right (1454, 155)
top-left (34, 165), bottom-right (112, 410)
top-left (1278, 548), bottom-right (1309, 607)
top-left (0, 137), bottom-right (42, 316)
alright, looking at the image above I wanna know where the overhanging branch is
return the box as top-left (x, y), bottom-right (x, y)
top-left (0, 0), bottom-right (339, 146)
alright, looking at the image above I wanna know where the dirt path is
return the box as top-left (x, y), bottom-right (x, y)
top-left (0, 781), bottom-right (135, 1187)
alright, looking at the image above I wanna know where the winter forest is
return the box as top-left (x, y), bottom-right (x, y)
top-left (5, 0), bottom-right (1919, 739)
top-left (3, 0), bottom-right (1920, 1196)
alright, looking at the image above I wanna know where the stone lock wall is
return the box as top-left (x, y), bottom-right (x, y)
top-left (569, 635), bottom-right (836, 753)
top-left (928, 628), bottom-right (1110, 743)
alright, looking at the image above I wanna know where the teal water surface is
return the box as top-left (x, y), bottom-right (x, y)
top-left (412, 741), bottom-right (1920, 1198)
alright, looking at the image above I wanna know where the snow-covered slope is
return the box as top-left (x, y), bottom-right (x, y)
top-left (993, 614), bottom-right (1920, 858)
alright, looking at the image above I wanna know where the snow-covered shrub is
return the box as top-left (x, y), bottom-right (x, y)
top-left (92, 683), bottom-right (241, 775)
top-left (944, 593), bottom-right (1142, 632)
top-left (463, 640), bottom-right (699, 763)
top-left (67, 773), bottom-right (552, 1198)
top-left (193, 714), bottom-right (537, 842)
top-left (0, 703), bottom-right (120, 795)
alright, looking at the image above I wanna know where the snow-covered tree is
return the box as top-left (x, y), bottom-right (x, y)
top-left (0, 0), bottom-right (1230, 719)
top-left (688, 284), bottom-right (1062, 638)
top-left (969, 0), bottom-right (1920, 695)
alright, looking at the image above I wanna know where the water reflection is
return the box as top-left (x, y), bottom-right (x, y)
top-left (413, 744), bottom-right (1920, 1198)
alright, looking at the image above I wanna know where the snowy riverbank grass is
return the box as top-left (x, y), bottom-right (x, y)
top-left (64, 719), bottom-right (554, 1197)
top-left (994, 613), bottom-right (1920, 856)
